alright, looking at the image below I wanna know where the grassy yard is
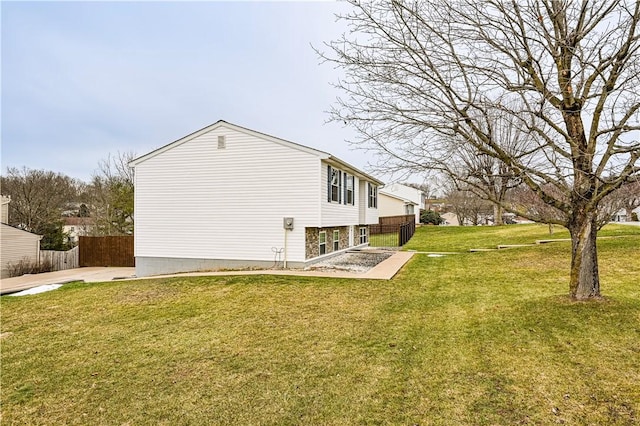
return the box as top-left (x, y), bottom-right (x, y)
top-left (369, 232), bottom-right (400, 247)
top-left (2, 225), bottom-right (639, 425)
top-left (404, 222), bottom-right (640, 252)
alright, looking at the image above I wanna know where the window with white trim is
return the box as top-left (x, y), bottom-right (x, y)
top-left (319, 231), bottom-right (327, 255)
top-left (333, 230), bottom-right (340, 251)
top-left (359, 227), bottom-right (368, 244)
top-left (330, 167), bottom-right (340, 203)
top-left (346, 175), bottom-right (354, 205)
top-left (368, 183), bottom-right (378, 208)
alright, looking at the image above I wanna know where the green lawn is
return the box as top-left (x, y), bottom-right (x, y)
top-left (2, 226), bottom-right (639, 425)
top-left (404, 222), bottom-right (640, 252)
top-left (369, 232), bottom-right (400, 247)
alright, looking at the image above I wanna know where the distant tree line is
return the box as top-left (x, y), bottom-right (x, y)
top-left (441, 178), bottom-right (640, 228)
top-left (1, 152), bottom-right (135, 250)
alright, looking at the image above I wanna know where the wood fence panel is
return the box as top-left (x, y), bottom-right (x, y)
top-left (370, 224), bottom-right (405, 235)
top-left (79, 236), bottom-right (134, 267)
top-left (40, 246), bottom-right (79, 271)
top-left (379, 214), bottom-right (415, 226)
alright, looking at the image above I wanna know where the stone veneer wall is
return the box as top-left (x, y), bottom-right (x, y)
top-left (305, 226), bottom-right (351, 259)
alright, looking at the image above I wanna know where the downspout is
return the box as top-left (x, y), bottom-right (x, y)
top-left (282, 217), bottom-right (294, 269)
top-left (284, 228), bottom-right (288, 269)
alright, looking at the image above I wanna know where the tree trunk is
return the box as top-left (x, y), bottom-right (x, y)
top-left (568, 212), bottom-right (601, 300)
top-left (625, 207), bottom-right (633, 222)
top-left (493, 204), bottom-right (503, 225)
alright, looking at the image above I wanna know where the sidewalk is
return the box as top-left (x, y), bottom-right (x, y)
top-left (0, 251), bottom-right (415, 295)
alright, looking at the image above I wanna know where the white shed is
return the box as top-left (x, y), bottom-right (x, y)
top-left (130, 120), bottom-right (384, 277)
top-left (1, 224), bottom-right (42, 278)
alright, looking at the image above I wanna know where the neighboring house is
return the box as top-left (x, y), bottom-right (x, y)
top-left (1, 195), bottom-right (10, 224)
top-left (62, 217), bottom-right (95, 245)
top-left (441, 212), bottom-right (459, 226)
top-left (612, 205), bottom-right (640, 222)
top-left (611, 210), bottom-right (626, 222)
top-left (129, 120), bottom-right (384, 277)
top-left (0, 195), bottom-right (42, 278)
top-left (378, 183), bottom-right (426, 224)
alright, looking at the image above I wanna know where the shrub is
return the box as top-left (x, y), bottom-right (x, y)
top-left (6, 258), bottom-right (53, 277)
top-left (420, 209), bottom-right (444, 225)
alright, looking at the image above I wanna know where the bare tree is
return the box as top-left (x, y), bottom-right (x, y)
top-left (320, 0), bottom-right (640, 300)
top-left (441, 109), bottom-right (529, 225)
top-left (0, 167), bottom-right (81, 249)
top-left (446, 187), bottom-right (494, 226)
top-left (607, 179), bottom-right (640, 221)
top-left (89, 151), bottom-right (135, 236)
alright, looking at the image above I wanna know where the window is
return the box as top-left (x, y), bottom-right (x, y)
top-left (330, 167), bottom-right (341, 203)
top-left (346, 175), bottom-right (354, 205)
top-left (368, 183), bottom-right (378, 208)
top-left (328, 166), bottom-right (357, 206)
top-left (359, 227), bottom-right (368, 244)
top-left (333, 230), bottom-right (340, 251)
top-left (217, 135), bottom-right (226, 149)
top-left (405, 204), bottom-right (415, 215)
top-left (319, 231), bottom-right (327, 255)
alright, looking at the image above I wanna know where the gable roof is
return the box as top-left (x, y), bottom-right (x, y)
top-left (1, 223), bottom-right (42, 240)
top-left (129, 120), bottom-right (383, 185)
top-left (62, 217), bottom-right (95, 227)
top-left (378, 191), bottom-right (418, 205)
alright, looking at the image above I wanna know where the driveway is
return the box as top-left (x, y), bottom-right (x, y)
top-left (0, 267), bottom-right (136, 295)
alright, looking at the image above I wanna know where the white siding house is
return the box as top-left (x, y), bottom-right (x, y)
top-left (1, 196), bottom-right (9, 224)
top-left (378, 183), bottom-right (426, 224)
top-left (130, 120), bottom-right (383, 277)
top-left (62, 217), bottom-right (95, 245)
top-left (1, 196), bottom-right (42, 278)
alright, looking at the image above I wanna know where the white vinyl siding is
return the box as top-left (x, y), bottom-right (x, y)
top-left (379, 184), bottom-right (424, 224)
top-left (378, 193), bottom-right (409, 218)
top-left (134, 125), bottom-right (320, 263)
top-left (1, 224), bottom-right (41, 278)
top-left (359, 180), bottom-right (379, 225)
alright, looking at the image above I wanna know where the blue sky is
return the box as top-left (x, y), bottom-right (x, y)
top-left (1, 1), bottom-right (383, 182)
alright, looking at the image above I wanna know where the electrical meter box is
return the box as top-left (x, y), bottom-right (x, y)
top-left (283, 217), bottom-right (294, 230)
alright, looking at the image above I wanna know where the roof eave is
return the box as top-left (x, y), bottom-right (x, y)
top-left (325, 155), bottom-right (384, 186)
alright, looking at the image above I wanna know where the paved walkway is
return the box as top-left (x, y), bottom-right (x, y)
top-left (0, 251), bottom-right (415, 295)
top-left (0, 267), bottom-right (136, 295)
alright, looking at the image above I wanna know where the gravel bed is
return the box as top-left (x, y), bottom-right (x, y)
top-left (306, 250), bottom-right (394, 273)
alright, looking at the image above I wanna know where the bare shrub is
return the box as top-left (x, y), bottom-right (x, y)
top-left (6, 258), bottom-right (53, 277)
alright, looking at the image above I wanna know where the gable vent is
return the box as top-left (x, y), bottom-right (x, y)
top-left (217, 135), bottom-right (226, 149)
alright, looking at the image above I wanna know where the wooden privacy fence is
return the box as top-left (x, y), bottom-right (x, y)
top-left (378, 214), bottom-right (415, 226)
top-left (79, 236), bottom-right (134, 267)
top-left (40, 246), bottom-right (79, 271)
